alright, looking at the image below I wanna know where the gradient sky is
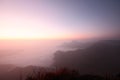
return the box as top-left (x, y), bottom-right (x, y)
top-left (0, 0), bottom-right (120, 39)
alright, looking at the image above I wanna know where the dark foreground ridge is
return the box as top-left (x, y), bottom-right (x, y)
top-left (1, 65), bottom-right (120, 80)
top-left (53, 40), bottom-right (120, 75)
top-left (25, 68), bottom-right (105, 80)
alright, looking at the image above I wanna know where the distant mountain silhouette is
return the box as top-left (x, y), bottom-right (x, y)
top-left (0, 64), bottom-right (16, 75)
top-left (59, 40), bottom-right (94, 50)
top-left (0, 64), bottom-right (38, 80)
top-left (53, 40), bottom-right (120, 75)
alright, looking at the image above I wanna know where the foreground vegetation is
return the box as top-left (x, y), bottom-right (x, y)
top-left (25, 68), bottom-right (120, 80)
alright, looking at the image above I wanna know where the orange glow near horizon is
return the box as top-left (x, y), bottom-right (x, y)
top-left (0, 28), bottom-right (79, 40)
top-left (0, 3), bottom-right (91, 40)
top-left (0, 12), bottom-right (82, 40)
top-left (0, 20), bottom-right (89, 40)
top-left (0, 20), bottom-right (92, 40)
top-left (0, 32), bottom-right (80, 40)
top-left (0, 31), bottom-right (91, 40)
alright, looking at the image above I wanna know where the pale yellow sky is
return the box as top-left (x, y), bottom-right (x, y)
top-left (0, 0), bottom-right (118, 40)
top-left (0, 1), bottom-right (80, 40)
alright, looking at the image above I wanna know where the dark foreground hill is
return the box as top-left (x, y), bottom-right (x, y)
top-left (53, 40), bottom-right (120, 75)
top-left (0, 64), bottom-right (35, 80)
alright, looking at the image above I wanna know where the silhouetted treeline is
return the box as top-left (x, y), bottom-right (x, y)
top-left (25, 68), bottom-right (104, 80)
top-left (25, 68), bottom-right (120, 80)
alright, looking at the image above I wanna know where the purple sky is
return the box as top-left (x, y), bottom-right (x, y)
top-left (0, 0), bottom-right (120, 39)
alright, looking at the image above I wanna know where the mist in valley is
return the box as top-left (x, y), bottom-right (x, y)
top-left (0, 40), bottom-right (68, 66)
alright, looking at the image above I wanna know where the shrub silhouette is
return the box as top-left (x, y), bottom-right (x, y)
top-left (25, 68), bottom-right (80, 80)
top-left (25, 68), bottom-right (105, 80)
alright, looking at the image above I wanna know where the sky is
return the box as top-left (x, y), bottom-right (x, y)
top-left (0, 0), bottom-right (120, 40)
